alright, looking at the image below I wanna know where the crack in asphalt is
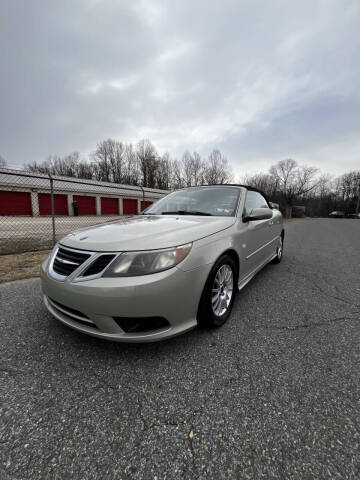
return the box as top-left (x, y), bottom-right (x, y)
top-left (136, 401), bottom-right (150, 432)
top-left (284, 260), bottom-right (359, 308)
top-left (254, 315), bottom-right (360, 332)
top-left (0, 367), bottom-right (18, 376)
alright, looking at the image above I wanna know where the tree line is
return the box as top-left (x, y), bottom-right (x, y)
top-left (14, 138), bottom-right (360, 217)
top-left (23, 139), bottom-right (233, 191)
top-left (242, 159), bottom-right (359, 217)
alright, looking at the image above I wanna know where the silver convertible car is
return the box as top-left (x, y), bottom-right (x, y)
top-left (41, 185), bottom-right (283, 342)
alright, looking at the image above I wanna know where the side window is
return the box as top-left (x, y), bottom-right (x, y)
top-left (243, 191), bottom-right (269, 217)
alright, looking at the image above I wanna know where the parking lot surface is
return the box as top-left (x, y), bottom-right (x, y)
top-left (1, 219), bottom-right (359, 479)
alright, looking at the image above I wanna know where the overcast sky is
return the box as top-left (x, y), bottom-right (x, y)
top-left (1, 0), bottom-right (359, 177)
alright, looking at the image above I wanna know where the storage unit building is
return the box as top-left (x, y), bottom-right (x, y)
top-left (0, 168), bottom-right (167, 217)
top-left (141, 200), bottom-right (153, 211)
top-left (73, 195), bottom-right (96, 215)
top-left (0, 191), bottom-right (32, 216)
top-left (101, 197), bottom-right (119, 215)
top-left (123, 198), bottom-right (138, 215)
top-left (38, 193), bottom-right (68, 216)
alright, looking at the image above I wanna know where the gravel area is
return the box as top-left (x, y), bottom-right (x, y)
top-left (1, 219), bottom-right (359, 479)
top-left (0, 216), bottom-right (123, 254)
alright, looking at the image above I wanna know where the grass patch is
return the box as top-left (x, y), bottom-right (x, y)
top-left (0, 249), bottom-right (51, 284)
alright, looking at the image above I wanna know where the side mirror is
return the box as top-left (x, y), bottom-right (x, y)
top-left (269, 202), bottom-right (279, 210)
top-left (243, 207), bottom-right (273, 222)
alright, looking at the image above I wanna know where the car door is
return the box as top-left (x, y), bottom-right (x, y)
top-left (239, 190), bottom-right (276, 276)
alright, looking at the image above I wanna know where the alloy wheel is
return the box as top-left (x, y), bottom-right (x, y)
top-left (277, 237), bottom-right (283, 259)
top-left (211, 264), bottom-right (234, 316)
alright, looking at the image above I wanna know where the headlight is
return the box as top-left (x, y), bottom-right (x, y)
top-left (102, 243), bottom-right (192, 277)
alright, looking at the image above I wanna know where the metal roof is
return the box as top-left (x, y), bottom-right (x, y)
top-left (0, 168), bottom-right (168, 199)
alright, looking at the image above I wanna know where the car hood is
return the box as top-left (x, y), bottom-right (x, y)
top-left (60, 215), bottom-right (236, 251)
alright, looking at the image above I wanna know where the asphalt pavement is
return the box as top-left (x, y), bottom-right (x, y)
top-left (1, 218), bottom-right (359, 479)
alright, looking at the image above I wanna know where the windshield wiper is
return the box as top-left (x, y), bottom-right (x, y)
top-left (161, 210), bottom-right (212, 216)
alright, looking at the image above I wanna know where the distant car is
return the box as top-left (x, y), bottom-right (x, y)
top-left (345, 213), bottom-right (360, 219)
top-left (329, 211), bottom-right (345, 218)
top-left (41, 185), bottom-right (284, 343)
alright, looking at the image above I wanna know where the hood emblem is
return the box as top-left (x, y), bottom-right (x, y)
top-left (79, 236), bottom-right (88, 241)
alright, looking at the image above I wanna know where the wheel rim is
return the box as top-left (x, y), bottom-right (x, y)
top-left (277, 238), bottom-right (283, 259)
top-left (211, 264), bottom-right (234, 316)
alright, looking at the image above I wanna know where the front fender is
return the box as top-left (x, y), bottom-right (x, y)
top-left (177, 227), bottom-right (239, 272)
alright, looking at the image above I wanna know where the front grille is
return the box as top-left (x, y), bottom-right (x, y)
top-left (53, 247), bottom-right (91, 277)
top-left (81, 254), bottom-right (116, 277)
top-left (113, 316), bottom-right (170, 333)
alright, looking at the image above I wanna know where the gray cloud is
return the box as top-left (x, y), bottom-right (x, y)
top-left (1, 0), bottom-right (359, 175)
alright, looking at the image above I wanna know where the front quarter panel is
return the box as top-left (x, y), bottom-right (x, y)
top-left (177, 207), bottom-right (283, 277)
top-left (272, 208), bottom-right (283, 234)
top-left (177, 223), bottom-right (241, 272)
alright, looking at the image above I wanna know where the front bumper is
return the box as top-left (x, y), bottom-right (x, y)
top-left (41, 257), bottom-right (210, 342)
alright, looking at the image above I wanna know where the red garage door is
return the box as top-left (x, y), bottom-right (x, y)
top-left (0, 191), bottom-right (32, 216)
top-left (38, 193), bottom-right (68, 215)
top-left (73, 195), bottom-right (96, 215)
top-left (123, 198), bottom-right (138, 215)
top-left (101, 197), bottom-right (118, 215)
top-left (140, 201), bottom-right (153, 211)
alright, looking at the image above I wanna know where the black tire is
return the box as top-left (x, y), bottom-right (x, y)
top-left (197, 254), bottom-right (237, 328)
top-left (272, 235), bottom-right (284, 264)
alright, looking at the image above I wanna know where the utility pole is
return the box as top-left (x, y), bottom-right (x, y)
top-left (138, 184), bottom-right (145, 213)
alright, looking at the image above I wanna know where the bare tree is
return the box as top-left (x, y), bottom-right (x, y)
top-left (156, 152), bottom-right (172, 190)
top-left (181, 151), bottom-right (193, 187)
top-left (24, 159), bottom-right (51, 174)
top-left (314, 173), bottom-right (332, 198)
top-left (25, 152), bottom-right (85, 178)
top-left (76, 160), bottom-right (94, 179)
top-left (241, 172), bottom-right (279, 199)
top-left (204, 149), bottom-right (233, 185)
top-left (50, 152), bottom-right (80, 177)
top-left (93, 139), bottom-right (116, 182)
top-left (334, 170), bottom-right (360, 213)
top-left (173, 151), bottom-right (205, 188)
top-left (269, 159), bottom-right (319, 217)
top-left (335, 170), bottom-right (359, 202)
top-left (123, 144), bottom-right (140, 185)
top-left (170, 159), bottom-right (183, 189)
top-left (55, 152), bottom-right (80, 177)
top-left (136, 139), bottom-right (158, 188)
top-left (190, 152), bottom-right (205, 186)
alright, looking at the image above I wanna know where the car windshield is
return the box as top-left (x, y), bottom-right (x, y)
top-left (144, 187), bottom-right (241, 217)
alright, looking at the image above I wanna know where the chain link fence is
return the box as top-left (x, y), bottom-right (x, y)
top-left (0, 168), bottom-right (167, 255)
